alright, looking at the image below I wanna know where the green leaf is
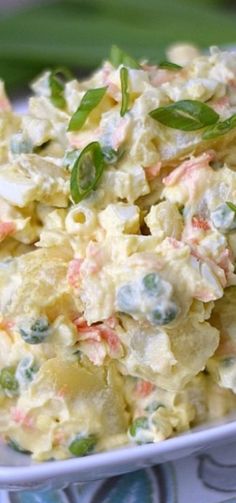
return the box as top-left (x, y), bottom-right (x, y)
top-left (68, 86), bottom-right (107, 131)
top-left (110, 44), bottom-right (140, 69)
top-left (120, 66), bottom-right (130, 116)
top-left (202, 114), bottom-right (236, 140)
top-left (149, 100), bottom-right (219, 131)
top-left (226, 201), bottom-right (236, 213)
top-left (70, 141), bottom-right (105, 203)
top-left (158, 60), bottom-right (183, 70)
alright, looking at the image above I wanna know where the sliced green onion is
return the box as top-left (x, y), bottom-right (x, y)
top-left (110, 45), bottom-right (140, 69)
top-left (49, 67), bottom-right (73, 109)
top-left (226, 201), bottom-right (236, 213)
top-left (158, 61), bottom-right (183, 70)
top-left (70, 141), bottom-right (105, 203)
top-left (69, 434), bottom-right (97, 457)
top-left (202, 114), bottom-right (236, 140)
top-left (149, 100), bottom-right (219, 131)
top-left (120, 66), bottom-right (130, 117)
top-left (68, 87), bottom-right (107, 131)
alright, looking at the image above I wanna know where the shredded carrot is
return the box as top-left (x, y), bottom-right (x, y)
top-left (0, 222), bottom-right (16, 242)
top-left (10, 407), bottom-right (34, 429)
top-left (145, 162), bottom-right (162, 181)
top-left (136, 380), bottom-right (155, 397)
top-left (163, 151), bottom-right (215, 186)
top-left (192, 216), bottom-right (211, 231)
top-left (67, 259), bottom-right (83, 288)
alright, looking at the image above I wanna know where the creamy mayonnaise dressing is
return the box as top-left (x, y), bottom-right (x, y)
top-left (0, 45), bottom-right (236, 460)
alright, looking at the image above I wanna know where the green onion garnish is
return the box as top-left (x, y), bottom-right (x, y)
top-left (110, 45), bottom-right (140, 69)
top-left (149, 100), bottom-right (219, 131)
top-left (202, 114), bottom-right (236, 140)
top-left (158, 61), bottom-right (183, 71)
top-left (120, 66), bottom-right (130, 117)
top-left (49, 67), bottom-right (73, 109)
top-left (70, 141), bottom-right (105, 203)
top-left (68, 87), bottom-right (107, 131)
top-left (226, 201), bottom-right (236, 213)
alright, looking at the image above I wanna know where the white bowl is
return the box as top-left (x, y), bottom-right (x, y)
top-left (1, 414), bottom-right (236, 491)
top-left (5, 81), bottom-right (236, 492)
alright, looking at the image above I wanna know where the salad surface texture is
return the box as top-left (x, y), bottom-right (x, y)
top-left (0, 45), bottom-right (236, 460)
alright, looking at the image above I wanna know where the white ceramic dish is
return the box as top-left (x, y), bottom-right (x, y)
top-left (3, 71), bottom-right (236, 492)
top-left (1, 414), bottom-right (236, 491)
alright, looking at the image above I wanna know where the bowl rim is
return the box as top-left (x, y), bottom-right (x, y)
top-left (0, 417), bottom-right (236, 484)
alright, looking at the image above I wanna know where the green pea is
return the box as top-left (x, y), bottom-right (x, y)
top-left (16, 357), bottom-right (39, 386)
top-left (210, 203), bottom-right (236, 232)
top-left (0, 367), bottom-right (19, 395)
top-left (142, 273), bottom-right (162, 296)
top-left (69, 434), bottom-right (97, 457)
top-left (116, 283), bottom-right (138, 314)
top-left (149, 302), bottom-right (178, 325)
top-left (102, 146), bottom-right (123, 164)
top-left (19, 317), bottom-right (50, 345)
top-left (10, 133), bottom-right (33, 155)
top-left (8, 439), bottom-right (31, 455)
top-left (129, 416), bottom-right (149, 437)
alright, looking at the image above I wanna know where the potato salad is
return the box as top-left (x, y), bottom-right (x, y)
top-left (1, 44), bottom-right (236, 461)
